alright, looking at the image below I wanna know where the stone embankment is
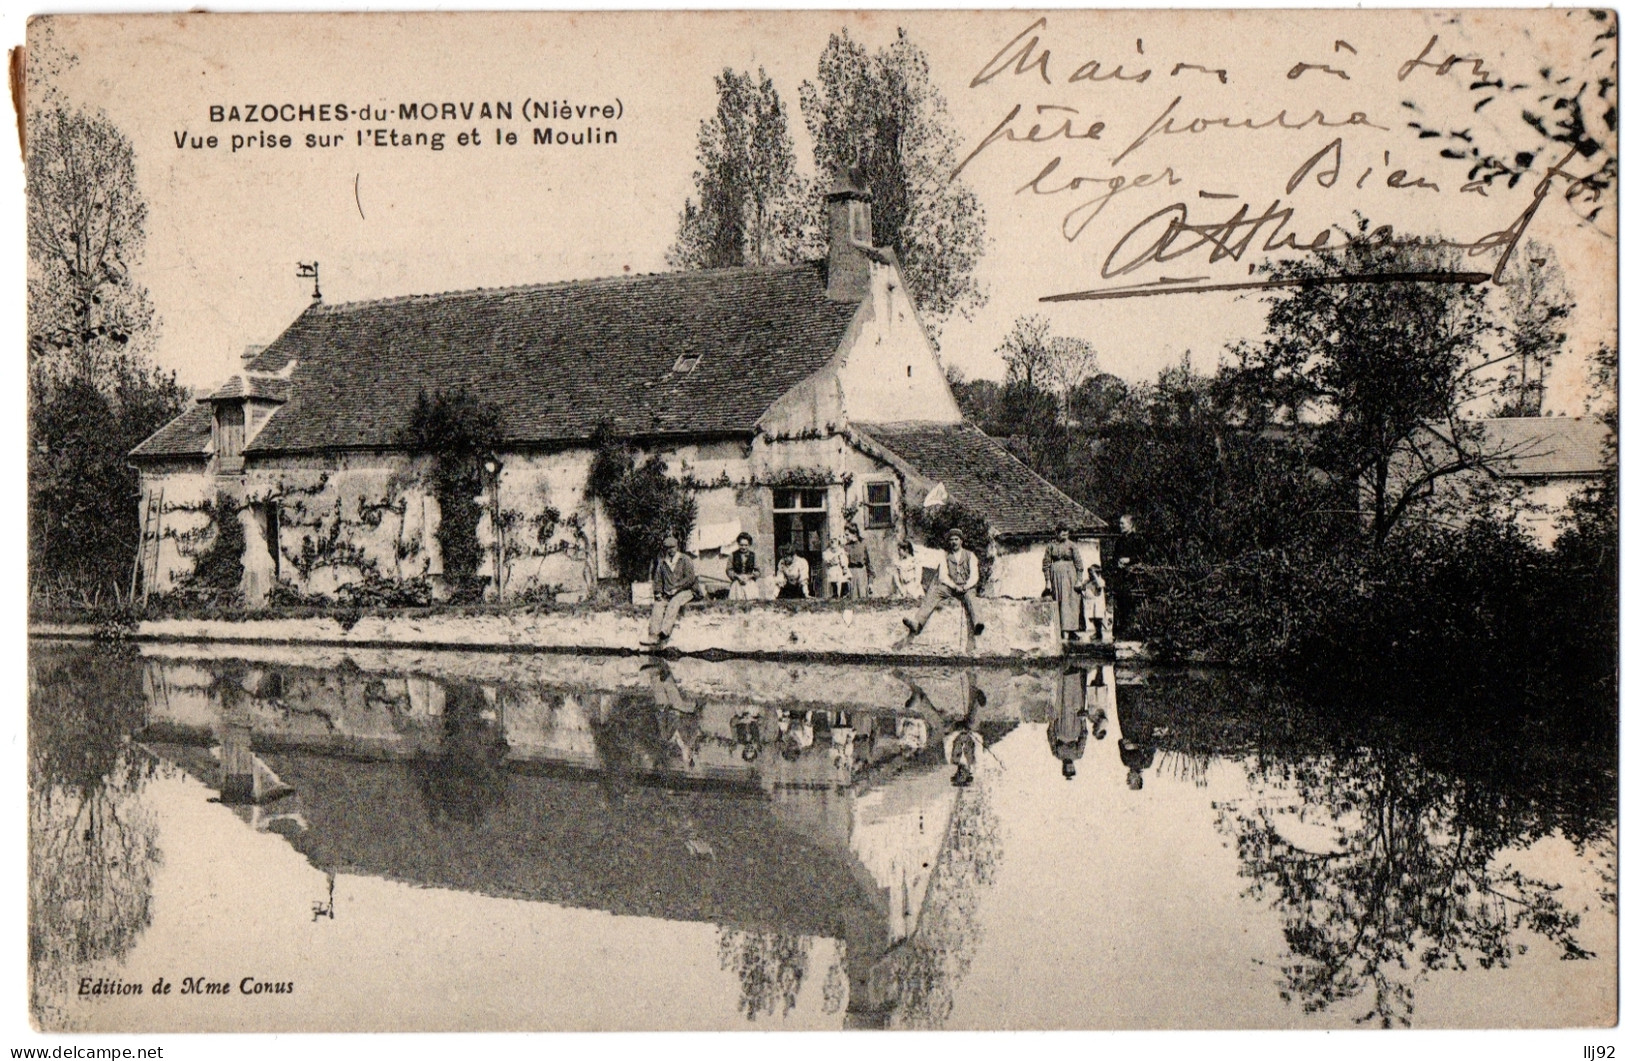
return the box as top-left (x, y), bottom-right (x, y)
top-left (31, 598), bottom-right (1120, 663)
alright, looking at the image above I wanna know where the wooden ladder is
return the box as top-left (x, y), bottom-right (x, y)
top-left (130, 486), bottom-right (163, 604)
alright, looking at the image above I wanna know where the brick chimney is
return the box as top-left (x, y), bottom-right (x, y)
top-left (825, 169), bottom-right (874, 302)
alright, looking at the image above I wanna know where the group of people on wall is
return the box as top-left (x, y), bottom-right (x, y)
top-left (641, 522), bottom-right (1112, 650)
top-left (722, 524), bottom-right (927, 602)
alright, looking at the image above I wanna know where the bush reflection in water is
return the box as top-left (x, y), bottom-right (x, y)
top-left (1152, 669), bottom-right (1615, 1028)
top-left (28, 644), bottom-right (162, 1029)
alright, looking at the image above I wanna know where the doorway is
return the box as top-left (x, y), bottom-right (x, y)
top-left (772, 487), bottom-right (828, 596)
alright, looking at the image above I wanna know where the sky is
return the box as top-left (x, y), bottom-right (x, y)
top-left (30, 9), bottom-right (1620, 411)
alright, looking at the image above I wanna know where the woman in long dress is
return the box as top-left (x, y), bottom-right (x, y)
top-left (1043, 525), bottom-right (1086, 640)
top-left (726, 532), bottom-right (760, 600)
top-left (1048, 664), bottom-right (1089, 780)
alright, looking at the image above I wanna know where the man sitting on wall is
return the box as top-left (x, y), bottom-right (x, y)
top-left (644, 535), bottom-right (697, 648)
top-left (903, 528), bottom-right (985, 638)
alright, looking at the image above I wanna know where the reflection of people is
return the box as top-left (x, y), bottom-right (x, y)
top-left (1117, 687), bottom-right (1158, 790)
top-left (647, 661), bottom-right (702, 769)
top-left (731, 707), bottom-right (763, 762)
top-left (1085, 665), bottom-right (1110, 739)
top-left (774, 545), bottom-right (810, 599)
top-left (888, 540), bottom-right (923, 599)
top-left (946, 717), bottom-right (983, 786)
top-left (904, 529), bottom-right (983, 637)
top-left (924, 670), bottom-right (984, 786)
top-left (644, 535), bottom-right (697, 647)
top-left (778, 709), bottom-right (815, 761)
top-left (727, 532), bottom-right (760, 600)
top-left (1043, 525), bottom-right (1087, 641)
top-left (830, 715), bottom-right (855, 777)
top-left (898, 717), bottom-right (930, 754)
top-left (1081, 565), bottom-right (1108, 642)
top-left (1048, 665), bottom-right (1089, 780)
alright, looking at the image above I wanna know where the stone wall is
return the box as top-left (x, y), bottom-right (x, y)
top-left (134, 596), bottom-right (1075, 662)
top-left (136, 464), bottom-right (225, 593)
top-left (138, 644), bottom-right (1086, 734)
top-left (138, 423), bottom-right (1071, 606)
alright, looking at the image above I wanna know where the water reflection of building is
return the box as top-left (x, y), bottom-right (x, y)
top-left (137, 647), bottom-right (1035, 1027)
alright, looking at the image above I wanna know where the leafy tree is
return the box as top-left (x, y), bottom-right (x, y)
top-left (994, 316), bottom-right (1097, 480)
top-left (1491, 243), bottom-right (1575, 417)
top-left (996, 315), bottom-right (1098, 395)
top-left (26, 72), bottom-right (188, 606)
top-left (29, 356), bottom-right (187, 606)
top-left (1543, 343), bottom-right (1618, 712)
top-left (1219, 739), bottom-right (1598, 1027)
top-left (800, 29), bottom-right (987, 335)
top-left (29, 645), bottom-right (160, 1029)
top-left (1068, 373), bottom-right (1133, 432)
top-left (1401, 9), bottom-right (1616, 227)
top-left (668, 68), bottom-right (816, 270)
top-left (1218, 234), bottom-right (1500, 545)
top-left (27, 107), bottom-right (155, 376)
top-left (718, 929), bottom-right (811, 1021)
top-left (944, 367), bottom-right (1002, 433)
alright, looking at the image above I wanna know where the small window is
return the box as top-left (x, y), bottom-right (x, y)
top-left (773, 488), bottom-right (827, 513)
top-left (864, 481), bottom-right (895, 528)
top-left (673, 352), bottom-right (701, 374)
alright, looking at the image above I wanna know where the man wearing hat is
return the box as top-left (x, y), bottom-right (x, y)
top-left (903, 528), bottom-right (984, 638)
top-left (644, 534), bottom-right (697, 647)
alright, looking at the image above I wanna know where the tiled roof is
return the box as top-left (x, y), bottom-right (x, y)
top-left (203, 374), bottom-right (292, 402)
top-left (129, 403), bottom-right (214, 460)
top-left (853, 421), bottom-right (1108, 538)
top-left (1473, 416), bottom-right (1613, 477)
top-left (265, 751), bottom-right (878, 939)
top-left (226, 262), bottom-right (857, 454)
top-left (132, 262), bottom-right (857, 459)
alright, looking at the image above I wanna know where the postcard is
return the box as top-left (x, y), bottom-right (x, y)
top-left (20, 9), bottom-right (1618, 1037)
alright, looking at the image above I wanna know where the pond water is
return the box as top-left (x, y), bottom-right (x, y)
top-left (28, 638), bottom-right (1617, 1032)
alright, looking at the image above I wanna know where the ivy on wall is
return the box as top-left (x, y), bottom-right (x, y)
top-left (400, 387), bottom-right (504, 601)
top-left (587, 423), bottom-right (696, 582)
top-left (176, 493), bottom-right (245, 604)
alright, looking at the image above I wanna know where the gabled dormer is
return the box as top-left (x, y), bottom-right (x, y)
top-left (201, 372), bottom-right (292, 474)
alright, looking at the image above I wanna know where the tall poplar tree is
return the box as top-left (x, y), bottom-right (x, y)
top-left (800, 28), bottom-right (987, 337)
top-left (667, 67), bottom-right (816, 270)
top-left (27, 23), bottom-right (188, 603)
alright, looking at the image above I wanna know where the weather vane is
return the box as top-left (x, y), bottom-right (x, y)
top-left (296, 261), bottom-right (321, 302)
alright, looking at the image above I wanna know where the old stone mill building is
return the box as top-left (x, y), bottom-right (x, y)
top-left (130, 178), bottom-right (1105, 606)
